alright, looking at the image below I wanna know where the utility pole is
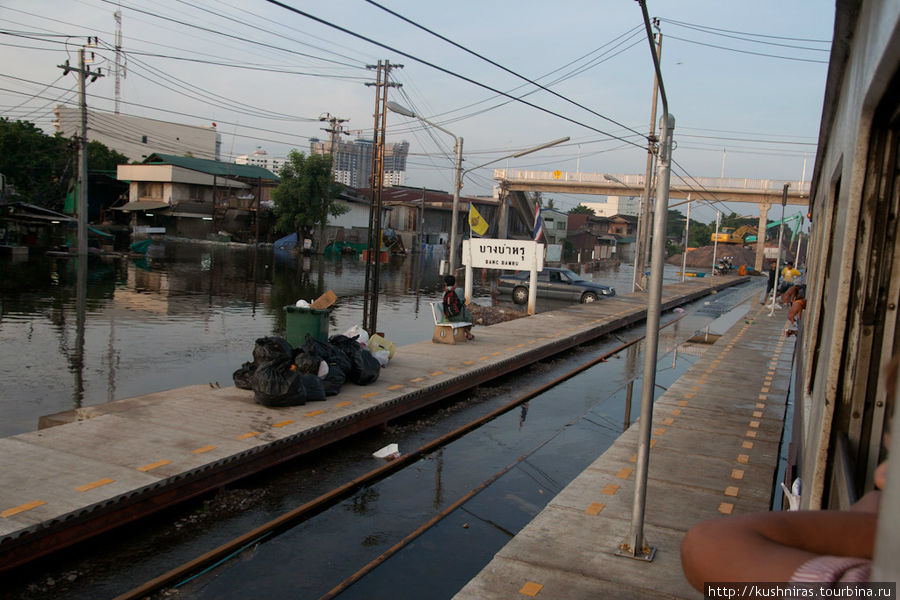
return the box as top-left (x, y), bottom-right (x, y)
top-left (318, 112), bottom-right (350, 177)
top-left (681, 199), bottom-right (690, 282)
top-left (59, 39), bottom-right (103, 258)
top-left (635, 24), bottom-right (662, 292)
top-left (113, 10), bottom-right (124, 114)
top-left (362, 60), bottom-right (402, 335)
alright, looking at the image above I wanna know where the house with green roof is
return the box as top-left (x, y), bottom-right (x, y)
top-left (115, 153), bottom-right (279, 241)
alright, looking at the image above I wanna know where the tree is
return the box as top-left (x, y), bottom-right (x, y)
top-left (0, 119), bottom-right (130, 212)
top-left (87, 140), bottom-right (128, 171)
top-left (272, 150), bottom-right (347, 253)
top-left (721, 211), bottom-right (755, 229)
top-left (0, 118), bottom-right (70, 210)
top-left (568, 204), bottom-right (595, 216)
top-left (545, 197), bottom-right (556, 209)
top-left (666, 208), bottom-right (686, 239)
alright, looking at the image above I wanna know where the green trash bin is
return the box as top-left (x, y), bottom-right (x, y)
top-left (283, 305), bottom-right (330, 347)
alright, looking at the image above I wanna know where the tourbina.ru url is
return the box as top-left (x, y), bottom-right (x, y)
top-left (705, 583), bottom-right (896, 599)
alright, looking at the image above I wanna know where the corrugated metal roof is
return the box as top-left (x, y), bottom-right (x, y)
top-left (143, 153), bottom-right (280, 181)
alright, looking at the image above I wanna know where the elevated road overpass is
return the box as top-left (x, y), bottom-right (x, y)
top-left (493, 169), bottom-right (809, 205)
top-left (495, 169), bottom-right (809, 271)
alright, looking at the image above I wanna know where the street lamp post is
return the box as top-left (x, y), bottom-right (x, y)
top-left (388, 101), bottom-right (569, 277)
top-left (387, 101), bottom-right (463, 276)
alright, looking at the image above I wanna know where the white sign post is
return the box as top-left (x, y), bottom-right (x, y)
top-left (462, 239), bottom-right (545, 315)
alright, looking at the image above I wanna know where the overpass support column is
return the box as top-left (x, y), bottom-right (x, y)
top-left (755, 203), bottom-right (770, 271)
top-left (497, 184), bottom-right (509, 239)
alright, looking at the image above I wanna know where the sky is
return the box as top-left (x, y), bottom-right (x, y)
top-left (0, 0), bottom-right (833, 224)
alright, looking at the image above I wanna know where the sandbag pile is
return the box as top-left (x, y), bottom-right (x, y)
top-left (233, 333), bottom-right (384, 407)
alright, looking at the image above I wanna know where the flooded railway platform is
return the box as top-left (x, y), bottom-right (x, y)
top-left (455, 299), bottom-right (793, 600)
top-left (0, 277), bottom-right (747, 572)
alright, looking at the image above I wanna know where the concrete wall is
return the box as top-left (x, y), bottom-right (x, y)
top-left (330, 199), bottom-right (372, 229)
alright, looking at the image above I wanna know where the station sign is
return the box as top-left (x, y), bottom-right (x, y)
top-left (462, 239), bottom-right (544, 271)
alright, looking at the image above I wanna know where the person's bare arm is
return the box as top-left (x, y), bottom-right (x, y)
top-left (681, 511), bottom-right (876, 591)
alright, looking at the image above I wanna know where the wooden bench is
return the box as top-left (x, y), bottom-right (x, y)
top-left (430, 302), bottom-right (471, 344)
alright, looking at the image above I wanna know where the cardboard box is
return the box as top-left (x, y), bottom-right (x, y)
top-left (432, 324), bottom-right (469, 344)
top-left (310, 290), bottom-right (337, 310)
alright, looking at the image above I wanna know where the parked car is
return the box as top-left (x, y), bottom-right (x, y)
top-left (497, 267), bottom-right (616, 304)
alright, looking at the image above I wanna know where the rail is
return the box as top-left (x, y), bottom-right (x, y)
top-left (115, 314), bottom-right (688, 600)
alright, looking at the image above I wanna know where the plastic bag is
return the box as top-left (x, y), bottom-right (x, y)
top-left (372, 349), bottom-right (390, 367)
top-left (232, 361), bottom-right (256, 390)
top-left (368, 334), bottom-right (396, 359)
top-left (329, 334), bottom-right (362, 360)
top-left (322, 363), bottom-right (345, 396)
top-left (299, 374), bottom-right (326, 402)
top-left (253, 336), bottom-right (292, 365)
top-left (252, 358), bottom-right (306, 407)
top-left (295, 299), bottom-right (311, 308)
top-left (343, 325), bottom-right (369, 348)
top-left (305, 335), bottom-right (352, 373)
top-left (349, 349), bottom-right (381, 385)
top-left (293, 348), bottom-right (320, 375)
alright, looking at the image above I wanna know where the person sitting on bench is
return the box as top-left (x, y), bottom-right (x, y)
top-left (443, 275), bottom-right (474, 340)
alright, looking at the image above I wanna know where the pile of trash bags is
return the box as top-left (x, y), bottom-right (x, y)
top-left (233, 328), bottom-right (393, 407)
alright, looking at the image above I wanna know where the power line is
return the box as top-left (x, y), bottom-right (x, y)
top-left (387, 32), bottom-right (646, 135)
top-left (670, 158), bottom-right (732, 213)
top-left (171, 0), bottom-right (367, 68)
top-left (0, 77), bottom-right (317, 149)
top-left (96, 0), bottom-right (366, 70)
top-left (107, 46), bottom-right (316, 121)
top-left (658, 17), bottom-right (832, 44)
top-left (665, 34), bottom-right (828, 64)
top-left (112, 46), bottom-right (371, 80)
top-left (676, 124), bottom-right (817, 140)
top-left (677, 133), bottom-right (817, 146)
top-left (659, 18), bottom-right (830, 52)
top-left (2, 73), bottom-right (65, 113)
top-left (363, 0), bottom-right (648, 140)
top-left (262, 0), bottom-right (650, 151)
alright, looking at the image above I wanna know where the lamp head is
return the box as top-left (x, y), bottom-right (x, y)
top-left (386, 101), bottom-right (416, 118)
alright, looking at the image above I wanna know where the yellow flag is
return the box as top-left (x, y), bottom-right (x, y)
top-left (469, 203), bottom-right (489, 236)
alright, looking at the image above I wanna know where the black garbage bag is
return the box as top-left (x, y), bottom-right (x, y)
top-left (306, 335), bottom-right (352, 373)
top-left (232, 361), bottom-right (256, 390)
top-left (322, 362), bottom-right (346, 396)
top-left (252, 358), bottom-right (306, 407)
top-left (328, 334), bottom-right (362, 359)
top-left (293, 348), bottom-right (321, 375)
top-left (253, 336), bottom-right (292, 364)
top-left (349, 349), bottom-right (381, 385)
top-left (300, 374), bottom-right (327, 402)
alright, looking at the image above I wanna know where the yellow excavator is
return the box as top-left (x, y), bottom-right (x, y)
top-left (711, 224), bottom-right (757, 244)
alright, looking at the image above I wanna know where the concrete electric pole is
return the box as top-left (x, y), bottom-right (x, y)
top-left (58, 40), bottom-right (104, 258)
top-left (635, 26), bottom-right (662, 292)
top-left (362, 60), bottom-right (402, 335)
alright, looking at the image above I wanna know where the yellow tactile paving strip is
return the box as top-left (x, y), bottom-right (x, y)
top-left (455, 299), bottom-right (795, 600)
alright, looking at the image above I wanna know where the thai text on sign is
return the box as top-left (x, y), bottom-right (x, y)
top-left (462, 239), bottom-right (544, 271)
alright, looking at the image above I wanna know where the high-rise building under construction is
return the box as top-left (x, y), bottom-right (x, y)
top-left (309, 137), bottom-right (409, 188)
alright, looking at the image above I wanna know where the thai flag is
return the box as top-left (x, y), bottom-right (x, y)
top-left (533, 203), bottom-right (544, 242)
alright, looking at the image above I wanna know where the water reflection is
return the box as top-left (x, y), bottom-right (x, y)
top-left (0, 241), bottom-right (670, 438)
top-left (71, 253), bottom-right (87, 408)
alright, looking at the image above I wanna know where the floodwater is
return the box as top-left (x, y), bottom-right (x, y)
top-left (0, 240), bottom-right (761, 599)
top-left (0, 241), bottom-right (678, 438)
